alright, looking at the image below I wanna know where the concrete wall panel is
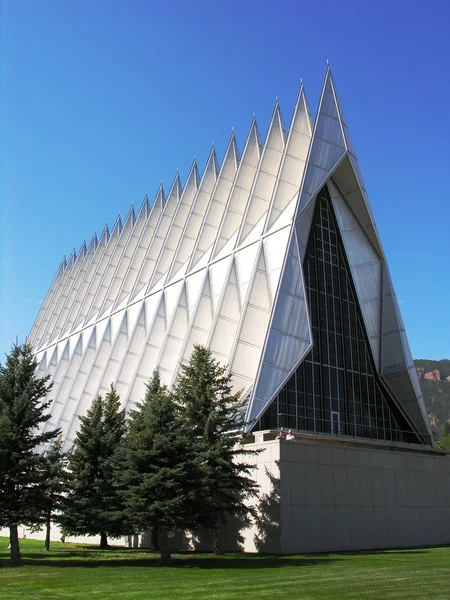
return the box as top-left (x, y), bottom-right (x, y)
top-left (238, 437), bottom-right (450, 554)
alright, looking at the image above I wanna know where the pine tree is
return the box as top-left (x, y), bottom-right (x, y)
top-left (175, 345), bottom-right (261, 554)
top-left (62, 384), bottom-right (128, 548)
top-left (39, 438), bottom-right (70, 551)
top-left (118, 370), bottom-right (198, 565)
top-left (443, 420), bottom-right (450, 437)
top-left (0, 343), bottom-right (59, 565)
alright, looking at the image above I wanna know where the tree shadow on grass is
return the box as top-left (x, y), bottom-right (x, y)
top-left (0, 551), bottom-right (342, 569)
top-left (338, 548), bottom-right (444, 556)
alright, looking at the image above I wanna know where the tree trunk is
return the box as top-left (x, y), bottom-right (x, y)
top-left (157, 524), bottom-right (171, 566)
top-left (45, 513), bottom-right (51, 551)
top-left (212, 523), bottom-right (223, 556)
top-left (99, 532), bottom-right (108, 549)
top-left (150, 524), bottom-right (159, 552)
top-left (9, 525), bottom-right (21, 566)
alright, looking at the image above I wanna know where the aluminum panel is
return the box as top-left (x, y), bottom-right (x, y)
top-left (117, 350), bottom-right (141, 387)
top-left (265, 85), bottom-right (311, 232)
top-left (34, 252), bottom-right (77, 347)
top-left (272, 292), bottom-right (310, 342)
top-left (383, 372), bottom-right (430, 436)
top-left (353, 264), bottom-right (381, 301)
top-left (296, 198), bottom-right (316, 260)
top-left (98, 199), bottom-right (149, 318)
top-left (45, 242), bottom-right (93, 342)
top-left (158, 336), bottom-right (183, 375)
top-left (286, 131), bottom-right (311, 164)
top-left (309, 138), bottom-right (345, 173)
top-left (267, 181), bottom-right (299, 232)
top-left (228, 184), bottom-right (254, 214)
top-left (302, 164), bottom-right (330, 197)
top-left (321, 84), bottom-right (340, 120)
top-left (248, 268), bottom-right (271, 310)
top-left (186, 270), bottom-right (205, 320)
top-left (211, 122), bottom-right (261, 259)
top-left (232, 342), bottom-right (262, 379)
top-left (329, 186), bottom-right (360, 231)
top-left (127, 309), bottom-right (147, 356)
top-left (28, 257), bottom-right (67, 347)
top-left (360, 298), bottom-right (381, 341)
top-left (164, 280), bottom-right (184, 327)
top-left (240, 306), bottom-right (270, 347)
top-left (236, 106), bottom-right (286, 248)
top-left (280, 154), bottom-right (306, 187)
top-left (252, 171), bottom-right (277, 206)
top-left (72, 218), bottom-right (122, 331)
top-left (265, 116), bottom-right (285, 153)
top-left (264, 330), bottom-right (311, 370)
top-left (241, 132), bottom-right (261, 167)
top-left (210, 317), bottom-right (238, 359)
top-left (249, 363), bottom-right (289, 421)
top-left (220, 282), bottom-right (241, 322)
top-left (264, 227), bottom-right (290, 274)
top-left (315, 114), bottom-right (344, 147)
top-left (168, 302), bottom-right (188, 341)
top-left (87, 208), bottom-right (136, 323)
top-left (209, 256), bottom-right (232, 313)
top-left (343, 229), bottom-right (379, 265)
top-left (279, 255), bottom-right (303, 297)
top-left (246, 396), bottom-right (269, 425)
top-left (331, 158), bottom-right (382, 255)
top-left (183, 327), bottom-right (209, 361)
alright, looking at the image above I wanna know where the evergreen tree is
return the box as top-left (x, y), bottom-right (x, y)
top-left (40, 438), bottom-right (70, 550)
top-left (443, 420), bottom-right (450, 437)
top-left (0, 343), bottom-right (59, 565)
top-left (62, 384), bottom-right (128, 548)
top-left (175, 345), bottom-right (261, 554)
top-left (118, 371), bottom-right (198, 565)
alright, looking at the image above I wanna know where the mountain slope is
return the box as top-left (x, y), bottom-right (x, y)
top-left (415, 359), bottom-right (450, 437)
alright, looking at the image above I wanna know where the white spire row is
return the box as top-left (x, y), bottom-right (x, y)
top-left (28, 68), bottom-right (431, 448)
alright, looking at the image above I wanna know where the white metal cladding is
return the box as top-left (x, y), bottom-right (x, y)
top-left (58, 226), bottom-right (110, 339)
top-left (28, 257), bottom-right (67, 349)
top-left (380, 265), bottom-right (430, 435)
top-left (71, 217), bottom-right (122, 334)
top-left (328, 179), bottom-right (382, 370)
top-left (48, 234), bottom-right (98, 344)
top-left (29, 66), bottom-right (432, 448)
top-left (84, 206), bottom-right (137, 326)
top-left (42, 243), bottom-right (87, 347)
top-left (129, 173), bottom-right (182, 303)
top-left (30, 252), bottom-right (74, 350)
top-left (297, 69), bottom-right (347, 216)
top-left (96, 196), bottom-right (150, 319)
top-left (211, 118), bottom-right (262, 260)
top-left (113, 185), bottom-right (166, 311)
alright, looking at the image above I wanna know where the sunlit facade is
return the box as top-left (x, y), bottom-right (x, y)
top-left (29, 67), bottom-right (430, 451)
top-left (25, 67), bottom-right (450, 554)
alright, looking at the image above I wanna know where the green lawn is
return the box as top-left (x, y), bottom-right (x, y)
top-left (1, 537), bottom-right (449, 599)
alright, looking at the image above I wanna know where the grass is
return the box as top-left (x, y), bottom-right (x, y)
top-left (1, 537), bottom-right (449, 599)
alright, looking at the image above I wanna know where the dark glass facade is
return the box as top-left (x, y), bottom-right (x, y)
top-left (256, 187), bottom-right (424, 444)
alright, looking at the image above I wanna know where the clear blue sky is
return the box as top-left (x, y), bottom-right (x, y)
top-left (1, 0), bottom-right (449, 361)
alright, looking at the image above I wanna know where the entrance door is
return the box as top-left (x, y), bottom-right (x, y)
top-left (331, 411), bottom-right (340, 435)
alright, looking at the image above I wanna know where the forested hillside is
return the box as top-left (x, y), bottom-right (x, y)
top-left (415, 359), bottom-right (450, 440)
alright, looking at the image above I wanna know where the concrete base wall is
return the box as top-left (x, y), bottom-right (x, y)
top-left (240, 435), bottom-right (450, 553)
top-left (0, 525), bottom-right (126, 547)
top-left (3, 435), bottom-right (449, 555)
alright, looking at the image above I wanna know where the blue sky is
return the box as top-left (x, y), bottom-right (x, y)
top-left (1, 0), bottom-right (449, 361)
